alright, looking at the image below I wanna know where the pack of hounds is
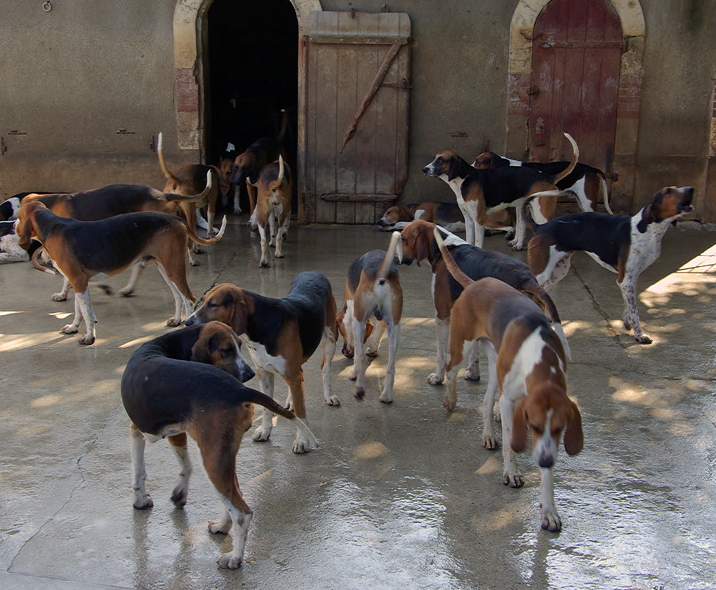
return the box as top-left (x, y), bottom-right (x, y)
top-left (1, 127), bottom-right (695, 569)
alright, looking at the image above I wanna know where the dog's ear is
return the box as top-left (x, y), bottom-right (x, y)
top-left (636, 204), bottom-right (654, 233)
top-left (415, 225), bottom-right (431, 262)
top-left (228, 290), bottom-right (249, 336)
top-left (446, 156), bottom-right (462, 181)
top-left (510, 398), bottom-right (529, 453)
top-left (563, 399), bottom-right (584, 456)
top-left (189, 335), bottom-right (211, 364)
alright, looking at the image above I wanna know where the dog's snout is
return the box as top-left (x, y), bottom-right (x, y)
top-left (422, 166), bottom-right (430, 175)
top-left (240, 364), bottom-right (255, 383)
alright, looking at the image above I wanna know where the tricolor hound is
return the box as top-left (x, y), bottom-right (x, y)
top-left (435, 229), bottom-right (583, 532)
top-left (337, 231), bottom-right (403, 403)
top-left (397, 219), bottom-right (569, 385)
top-left (473, 151), bottom-right (612, 214)
top-left (16, 200), bottom-right (226, 345)
top-left (252, 155), bottom-right (292, 268)
top-left (524, 186), bottom-right (694, 344)
top-left (422, 132), bottom-right (578, 249)
top-left (122, 322), bottom-right (316, 569)
top-left (184, 271), bottom-right (338, 453)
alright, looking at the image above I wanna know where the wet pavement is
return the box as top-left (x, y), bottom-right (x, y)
top-left (1, 218), bottom-right (715, 590)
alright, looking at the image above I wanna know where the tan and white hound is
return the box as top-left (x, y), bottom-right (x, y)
top-left (435, 229), bottom-right (583, 532)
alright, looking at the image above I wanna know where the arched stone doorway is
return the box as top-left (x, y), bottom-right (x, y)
top-left (507, 0), bottom-right (645, 211)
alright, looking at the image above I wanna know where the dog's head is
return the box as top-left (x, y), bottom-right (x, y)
top-left (15, 200), bottom-right (45, 250)
top-left (637, 186), bottom-right (695, 233)
top-left (231, 151), bottom-right (257, 184)
top-left (422, 150), bottom-right (468, 181)
top-left (397, 219), bottom-right (438, 265)
top-left (511, 384), bottom-right (583, 468)
top-left (190, 321), bottom-right (255, 383)
top-left (378, 205), bottom-right (412, 227)
top-left (184, 283), bottom-right (252, 338)
top-left (472, 151), bottom-right (501, 169)
top-left (218, 157), bottom-right (234, 195)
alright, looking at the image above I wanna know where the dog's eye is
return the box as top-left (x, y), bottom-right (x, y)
top-left (531, 425), bottom-right (543, 435)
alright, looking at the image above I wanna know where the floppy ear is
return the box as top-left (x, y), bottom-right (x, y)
top-left (189, 334), bottom-right (212, 364)
top-left (415, 226), bottom-right (431, 262)
top-left (229, 292), bottom-right (248, 336)
top-left (447, 157), bottom-right (462, 181)
top-left (563, 399), bottom-right (584, 456)
top-left (510, 398), bottom-right (529, 453)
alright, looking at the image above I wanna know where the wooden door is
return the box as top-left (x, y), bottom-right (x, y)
top-left (529, 0), bottom-right (623, 170)
top-left (302, 11), bottom-right (411, 224)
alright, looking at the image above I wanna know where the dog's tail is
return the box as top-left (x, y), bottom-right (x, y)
top-left (277, 108), bottom-right (289, 144)
top-left (163, 170), bottom-right (214, 204)
top-left (156, 131), bottom-right (175, 180)
top-left (239, 385), bottom-right (319, 449)
top-left (520, 193), bottom-right (542, 235)
top-left (31, 245), bottom-right (57, 275)
top-left (377, 231), bottom-right (401, 283)
top-left (521, 283), bottom-right (571, 361)
top-left (186, 214), bottom-right (228, 246)
top-left (598, 171), bottom-right (614, 214)
top-left (433, 227), bottom-right (473, 289)
top-left (551, 132), bottom-right (579, 185)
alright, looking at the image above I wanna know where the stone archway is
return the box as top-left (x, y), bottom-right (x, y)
top-left (507, 0), bottom-right (645, 210)
top-left (171, 0), bottom-right (322, 152)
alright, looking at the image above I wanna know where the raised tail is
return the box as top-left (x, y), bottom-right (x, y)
top-left (432, 227), bottom-right (473, 289)
top-left (186, 214), bottom-right (227, 246)
top-left (164, 170), bottom-right (214, 203)
top-left (277, 108), bottom-right (289, 144)
top-left (156, 132), bottom-right (174, 180)
top-left (599, 171), bottom-right (614, 214)
top-left (522, 283), bottom-right (571, 361)
top-left (377, 231), bottom-right (401, 283)
top-left (552, 132), bottom-right (579, 185)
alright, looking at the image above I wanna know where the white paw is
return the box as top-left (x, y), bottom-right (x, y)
top-left (60, 324), bottom-right (78, 334)
top-left (292, 435), bottom-right (313, 454)
top-left (503, 472), bottom-right (524, 488)
top-left (208, 518), bottom-right (230, 535)
top-left (541, 506), bottom-right (562, 532)
top-left (482, 435), bottom-right (498, 450)
top-left (51, 293), bottom-right (67, 302)
top-left (326, 396), bottom-right (341, 406)
top-left (427, 373), bottom-right (444, 385)
top-left (252, 425), bottom-right (272, 442)
top-left (217, 552), bottom-right (243, 569)
top-left (132, 493), bottom-right (153, 510)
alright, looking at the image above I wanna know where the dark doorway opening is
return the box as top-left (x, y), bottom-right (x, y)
top-left (207, 0), bottom-right (298, 212)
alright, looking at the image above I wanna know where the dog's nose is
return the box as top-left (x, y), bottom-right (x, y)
top-left (422, 166), bottom-right (430, 175)
top-left (240, 365), bottom-right (255, 383)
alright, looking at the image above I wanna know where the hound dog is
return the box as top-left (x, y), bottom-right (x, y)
top-left (252, 155), bottom-right (292, 268)
top-left (397, 219), bottom-right (569, 385)
top-left (16, 200), bottom-right (226, 345)
top-left (184, 271), bottom-right (338, 453)
top-left (232, 109), bottom-right (289, 219)
top-left (122, 322), bottom-right (318, 569)
top-left (377, 201), bottom-right (514, 236)
top-left (523, 186), bottom-right (694, 344)
top-left (422, 132), bottom-right (578, 249)
top-left (472, 151), bottom-right (613, 214)
top-left (435, 230), bottom-right (583, 532)
top-left (0, 196), bottom-right (22, 221)
top-left (337, 231), bottom-right (402, 403)
top-left (157, 132), bottom-right (222, 242)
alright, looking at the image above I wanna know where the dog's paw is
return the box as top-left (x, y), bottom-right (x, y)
top-left (503, 473), bottom-right (524, 488)
top-left (292, 435), bottom-right (313, 454)
top-left (378, 391), bottom-right (393, 404)
top-left (482, 435), bottom-right (499, 450)
top-left (132, 494), bottom-right (153, 510)
top-left (348, 370), bottom-right (357, 381)
top-left (78, 334), bottom-right (96, 346)
top-left (252, 425), bottom-right (271, 442)
top-left (171, 487), bottom-right (188, 508)
top-left (166, 318), bottom-right (182, 327)
top-left (635, 333), bottom-right (652, 344)
top-left (462, 367), bottom-right (481, 381)
top-left (354, 387), bottom-right (365, 401)
top-left (540, 507), bottom-right (562, 532)
top-left (60, 324), bottom-right (78, 334)
top-left (443, 394), bottom-right (456, 412)
top-left (274, 251), bottom-right (285, 258)
top-left (326, 396), bottom-right (341, 406)
top-left (217, 552), bottom-right (243, 569)
top-left (118, 286), bottom-right (135, 297)
top-left (51, 293), bottom-right (68, 302)
top-left (259, 260), bottom-right (270, 268)
top-left (427, 373), bottom-right (444, 385)
top-left (208, 519), bottom-right (230, 535)
top-left (365, 345), bottom-right (379, 357)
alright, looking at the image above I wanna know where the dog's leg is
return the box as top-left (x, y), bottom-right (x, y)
top-left (510, 200), bottom-right (527, 250)
top-left (257, 223), bottom-right (270, 267)
top-left (52, 276), bottom-right (71, 302)
top-left (458, 200), bottom-right (475, 245)
top-left (351, 316), bottom-right (368, 399)
top-left (285, 371), bottom-right (314, 454)
top-left (155, 264), bottom-right (192, 327)
top-left (481, 341), bottom-right (499, 450)
top-left (233, 184), bottom-right (242, 215)
top-left (274, 215), bottom-right (289, 259)
top-left (130, 423), bottom-right (153, 509)
top-left (536, 250), bottom-right (572, 291)
top-left (168, 433), bottom-right (192, 508)
top-left (199, 430), bottom-right (253, 569)
top-left (75, 289), bottom-right (97, 345)
top-left (499, 394), bottom-right (524, 487)
top-left (378, 322), bottom-right (400, 404)
top-left (365, 319), bottom-right (386, 357)
top-left (268, 211), bottom-right (278, 248)
top-left (618, 274), bottom-right (651, 343)
top-left (321, 327), bottom-right (340, 406)
top-left (253, 371), bottom-right (275, 441)
top-left (118, 260), bottom-right (146, 296)
top-left (60, 291), bottom-right (82, 335)
top-left (443, 339), bottom-right (465, 412)
top-left (539, 467), bottom-right (561, 531)
top-left (428, 316), bottom-right (450, 385)
top-left (462, 340), bottom-right (481, 381)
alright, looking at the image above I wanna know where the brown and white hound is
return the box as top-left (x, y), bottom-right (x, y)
top-left (472, 151), bottom-right (612, 214)
top-left (157, 132), bottom-right (222, 245)
top-left (422, 133), bottom-right (578, 249)
top-left (184, 271), bottom-right (338, 453)
top-left (377, 201), bottom-right (514, 236)
top-left (337, 231), bottom-right (403, 403)
top-left (251, 155), bottom-right (292, 267)
top-left (16, 200), bottom-right (226, 345)
top-left (122, 322), bottom-right (317, 569)
top-left (397, 219), bottom-right (569, 385)
top-left (524, 186), bottom-right (694, 344)
top-left (435, 229), bottom-right (583, 532)
top-left (232, 110), bottom-right (289, 220)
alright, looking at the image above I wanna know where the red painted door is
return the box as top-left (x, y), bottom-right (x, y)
top-left (529, 0), bottom-right (623, 170)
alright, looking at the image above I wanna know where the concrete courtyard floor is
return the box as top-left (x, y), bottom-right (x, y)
top-left (1, 218), bottom-right (715, 590)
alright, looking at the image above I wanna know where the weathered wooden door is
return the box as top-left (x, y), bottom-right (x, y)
top-left (529, 0), bottom-right (623, 170)
top-left (302, 11), bottom-right (411, 224)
